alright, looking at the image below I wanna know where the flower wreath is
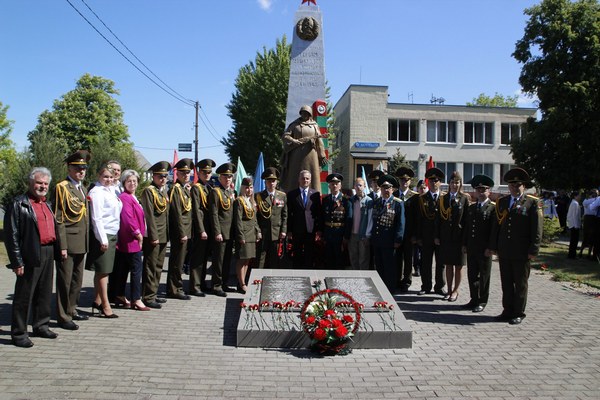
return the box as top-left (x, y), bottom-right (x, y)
top-left (300, 289), bottom-right (362, 355)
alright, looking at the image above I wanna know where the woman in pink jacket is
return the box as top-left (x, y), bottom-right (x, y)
top-left (114, 170), bottom-right (150, 311)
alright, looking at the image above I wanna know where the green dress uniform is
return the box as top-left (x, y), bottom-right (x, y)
top-left (234, 197), bottom-right (260, 259)
top-left (436, 192), bottom-right (469, 265)
top-left (463, 199), bottom-right (495, 309)
top-left (416, 190), bottom-right (446, 293)
top-left (167, 181), bottom-right (192, 297)
top-left (54, 178), bottom-right (89, 324)
top-left (141, 182), bottom-right (169, 304)
top-left (209, 183), bottom-right (235, 292)
top-left (489, 193), bottom-right (543, 321)
top-left (255, 189), bottom-right (287, 268)
top-left (189, 180), bottom-right (212, 294)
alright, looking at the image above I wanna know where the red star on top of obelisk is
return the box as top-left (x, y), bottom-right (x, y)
top-left (302, 0), bottom-right (317, 5)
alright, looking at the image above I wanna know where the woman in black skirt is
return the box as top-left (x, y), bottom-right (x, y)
top-left (233, 178), bottom-right (261, 294)
top-left (435, 171), bottom-right (469, 302)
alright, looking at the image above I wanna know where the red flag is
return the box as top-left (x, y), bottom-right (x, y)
top-left (425, 156), bottom-right (434, 186)
top-left (172, 150), bottom-right (179, 180)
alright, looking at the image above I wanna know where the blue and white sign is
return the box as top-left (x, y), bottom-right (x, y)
top-left (354, 142), bottom-right (380, 148)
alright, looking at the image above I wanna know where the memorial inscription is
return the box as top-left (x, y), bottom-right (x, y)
top-left (260, 276), bottom-right (314, 310)
top-left (324, 277), bottom-right (386, 312)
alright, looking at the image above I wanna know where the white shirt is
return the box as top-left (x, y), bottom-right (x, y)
top-left (89, 183), bottom-right (123, 244)
top-left (566, 199), bottom-right (581, 229)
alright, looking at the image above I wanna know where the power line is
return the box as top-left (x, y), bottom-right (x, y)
top-left (64, 0), bottom-right (195, 107)
top-left (135, 144), bottom-right (223, 151)
top-left (77, 0), bottom-right (195, 106)
top-left (198, 112), bottom-right (224, 142)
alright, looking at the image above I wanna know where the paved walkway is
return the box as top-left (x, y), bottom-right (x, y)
top-left (0, 258), bottom-right (598, 400)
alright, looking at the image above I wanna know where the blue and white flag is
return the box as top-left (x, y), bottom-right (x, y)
top-left (253, 152), bottom-right (265, 193)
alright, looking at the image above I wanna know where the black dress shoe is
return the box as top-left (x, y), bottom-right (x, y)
top-left (213, 289), bottom-right (227, 297)
top-left (434, 289), bottom-right (448, 296)
top-left (58, 321), bottom-right (79, 330)
top-left (509, 317), bottom-right (522, 325)
top-left (168, 293), bottom-right (191, 300)
top-left (146, 301), bottom-right (162, 309)
top-left (223, 286), bottom-right (236, 293)
top-left (72, 313), bottom-right (89, 321)
top-left (189, 290), bottom-right (206, 297)
top-left (155, 297), bottom-right (167, 304)
top-left (417, 290), bottom-right (430, 296)
top-left (32, 329), bottom-right (58, 339)
top-left (12, 337), bottom-right (34, 348)
top-left (472, 305), bottom-right (485, 313)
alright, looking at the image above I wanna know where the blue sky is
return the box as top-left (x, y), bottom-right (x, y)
top-left (2, 0), bottom-right (539, 168)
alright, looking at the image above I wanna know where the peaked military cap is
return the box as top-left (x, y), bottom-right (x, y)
top-left (469, 174), bottom-right (494, 189)
top-left (149, 161), bottom-right (171, 174)
top-left (299, 105), bottom-right (313, 117)
top-left (425, 167), bottom-right (445, 181)
top-left (261, 167), bottom-right (280, 180)
top-left (395, 167), bottom-right (415, 180)
top-left (216, 162), bottom-right (237, 175)
top-left (326, 173), bottom-right (343, 183)
top-left (240, 177), bottom-right (253, 187)
top-left (196, 158), bottom-right (216, 172)
top-left (368, 170), bottom-right (385, 181)
top-left (173, 158), bottom-right (194, 172)
top-left (65, 150), bottom-right (91, 166)
top-left (503, 167), bottom-right (531, 185)
top-left (377, 174), bottom-right (398, 188)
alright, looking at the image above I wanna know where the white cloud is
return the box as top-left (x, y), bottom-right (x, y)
top-left (514, 89), bottom-right (539, 108)
top-left (257, 0), bottom-right (273, 11)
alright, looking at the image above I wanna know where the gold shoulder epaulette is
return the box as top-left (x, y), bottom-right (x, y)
top-left (392, 197), bottom-right (402, 203)
top-left (56, 180), bottom-right (69, 187)
top-left (526, 194), bottom-right (539, 200)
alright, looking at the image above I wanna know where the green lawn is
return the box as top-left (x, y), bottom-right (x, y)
top-left (533, 242), bottom-right (600, 289)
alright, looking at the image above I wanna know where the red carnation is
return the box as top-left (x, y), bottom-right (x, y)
top-left (331, 319), bottom-right (343, 328)
top-left (305, 316), bottom-right (316, 325)
top-left (313, 328), bottom-right (327, 341)
top-left (324, 309), bottom-right (335, 317)
top-left (334, 326), bottom-right (348, 338)
top-left (318, 319), bottom-right (332, 328)
top-left (343, 315), bottom-right (354, 323)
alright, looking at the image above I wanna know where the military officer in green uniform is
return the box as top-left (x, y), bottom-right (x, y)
top-left (55, 150), bottom-right (91, 330)
top-left (141, 161), bottom-right (171, 309)
top-left (167, 158), bottom-right (193, 300)
top-left (488, 167), bottom-right (543, 325)
top-left (255, 167), bottom-right (288, 269)
top-left (321, 173), bottom-right (352, 269)
top-left (188, 158), bottom-right (215, 296)
top-left (370, 174), bottom-right (405, 291)
top-left (209, 162), bottom-right (237, 297)
top-left (416, 167), bottom-right (447, 296)
top-left (462, 174), bottom-right (495, 313)
top-left (394, 167), bottom-right (418, 293)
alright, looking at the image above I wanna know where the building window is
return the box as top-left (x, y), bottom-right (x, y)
top-left (500, 163), bottom-right (516, 184)
top-left (435, 162), bottom-right (457, 183)
top-left (463, 163), bottom-right (493, 182)
top-left (426, 121), bottom-right (457, 143)
top-left (388, 119), bottom-right (418, 142)
top-left (464, 122), bottom-right (493, 144)
top-left (500, 123), bottom-right (524, 145)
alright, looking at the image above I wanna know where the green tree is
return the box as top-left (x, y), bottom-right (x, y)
top-left (512, 0), bottom-right (600, 189)
top-left (466, 92), bottom-right (519, 107)
top-left (223, 36), bottom-right (291, 170)
top-left (28, 73), bottom-right (130, 151)
top-left (0, 101), bottom-right (19, 208)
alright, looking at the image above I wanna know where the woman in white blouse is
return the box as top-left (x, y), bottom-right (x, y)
top-left (85, 165), bottom-right (123, 318)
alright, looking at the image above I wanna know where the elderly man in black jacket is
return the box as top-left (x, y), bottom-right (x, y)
top-left (4, 167), bottom-right (61, 347)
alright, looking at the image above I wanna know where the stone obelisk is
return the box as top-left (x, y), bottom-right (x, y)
top-left (285, 1), bottom-right (326, 127)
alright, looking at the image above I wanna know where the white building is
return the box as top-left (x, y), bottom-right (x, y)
top-left (332, 85), bottom-right (537, 192)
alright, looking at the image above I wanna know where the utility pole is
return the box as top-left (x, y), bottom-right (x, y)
top-left (194, 101), bottom-right (199, 164)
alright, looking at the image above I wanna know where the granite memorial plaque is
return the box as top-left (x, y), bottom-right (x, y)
top-left (260, 276), bottom-right (313, 311)
top-left (324, 277), bottom-right (386, 312)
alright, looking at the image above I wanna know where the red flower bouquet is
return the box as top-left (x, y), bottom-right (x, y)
top-left (300, 289), bottom-right (361, 355)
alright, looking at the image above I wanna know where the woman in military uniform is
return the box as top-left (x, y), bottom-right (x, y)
top-left (435, 171), bottom-right (469, 302)
top-left (233, 178), bottom-right (261, 294)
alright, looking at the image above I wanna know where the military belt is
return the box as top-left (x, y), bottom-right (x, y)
top-left (325, 222), bottom-right (344, 228)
